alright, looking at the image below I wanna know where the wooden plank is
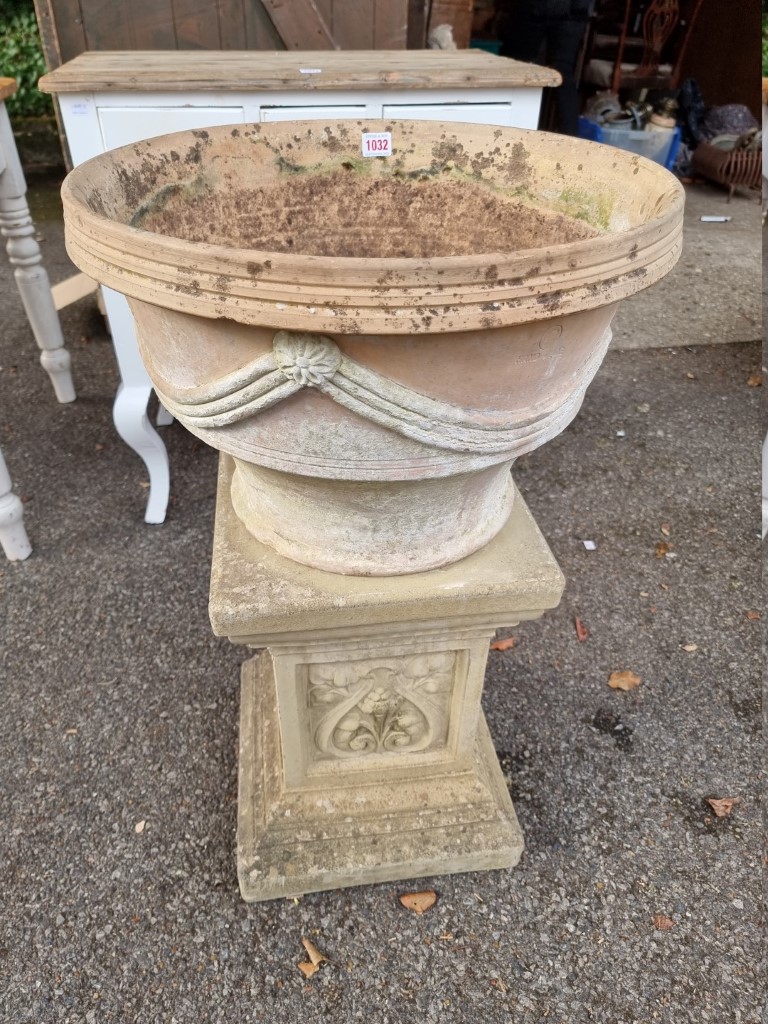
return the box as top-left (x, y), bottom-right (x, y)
top-left (215, 0), bottom-right (243, 49)
top-left (40, 50), bottom-right (561, 92)
top-left (50, 272), bottom-right (98, 311)
top-left (48, 0), bottom-right (88, 64)
top-left (243, 0), bottom-right (284, 49)
top-left (31, 0), bottom-right (72, 168)
top-left (332, 0), bottom-right (375, 49)
top-left (32, 0), bottom-right (63, 69)
top-left (216, 0), bottom-right (247, 49)
top-left (315, 0), bottom-right (333, 32)
top-left (406, 0), bottom-right (429, 49)
top-left (261, 0), bottom-right (337, 49)
top-left (428, 0), bottom-right (473, 48)
top-left (0, 78), bottom-right (18, 103)
top-left (373, 0), bottom-right (409, 49)
top-left (172, 0), bottom-right (223, 49)
top-left (80, 0), bottom-right (178, 51)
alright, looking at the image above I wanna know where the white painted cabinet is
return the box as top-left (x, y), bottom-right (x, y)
top-left (41, 51), bottom-right (559, 523)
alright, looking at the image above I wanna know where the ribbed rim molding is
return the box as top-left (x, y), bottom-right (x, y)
top-left (62, 122), bottom-right (685, 336)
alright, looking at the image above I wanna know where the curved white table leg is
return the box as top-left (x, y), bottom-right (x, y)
top-left (0, 447), bottom-right (31, 560)
top-left (101, 287), bottom-right (170, 524)
top-left (156, 402), bottom-right (174, 427)
top-left (0, 103), bottom-right (75, 404)
top-left (113, 383), bottom-right (170, 524)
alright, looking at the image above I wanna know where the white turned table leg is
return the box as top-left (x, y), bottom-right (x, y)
top-left (0, 448), bottom-right (31, 560)
top-left (0, 103), bottom-right (75, 404)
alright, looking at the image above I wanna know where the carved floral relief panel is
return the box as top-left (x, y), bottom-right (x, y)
top-left (307, 652), bottom-right (456, 761)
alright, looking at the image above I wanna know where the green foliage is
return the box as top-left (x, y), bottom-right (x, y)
top-left (0, 0), bottom-right (53, 118)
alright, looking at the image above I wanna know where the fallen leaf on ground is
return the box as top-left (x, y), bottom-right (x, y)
top-left (680, 643), bottom-right (698, 653)
top-left (301, 938), bottom-right (328, 966)
top-left (746, 610), bottom-right (761, 621)
top-left (134, 820), bottom-right (146, 834)
top-left (297, 961), bottom-right (319, 978)
top-left (660, 523), bottom-right (671, 536)
top-left (652, 914), bottom-right (675, 931)
top-left (706, 797), bottom-right (740, 817)
top-left (490, 637), bottom-right (517, 652)
top-left (574, 617), bottom-right (589, 642)
top-left (747, 369), bottom-right (763, 387)
top-left (608, 671), bottom-right (641, 691)
top-left (399, 890), bottom-right (437, 915)
top-left (655, 541), bottom-right (672, 558)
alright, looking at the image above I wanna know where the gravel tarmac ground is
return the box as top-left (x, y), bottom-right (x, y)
top-left (0, 178), bottom-right (762, 1024)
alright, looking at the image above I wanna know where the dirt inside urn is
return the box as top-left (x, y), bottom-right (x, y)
top-left (136, 173), bottom-right (599, 258)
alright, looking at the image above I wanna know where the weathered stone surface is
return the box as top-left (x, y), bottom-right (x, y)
top-left (61, 118), bottom-right (684, 573)
top-left (58, 115), bottom-right (683, 899)
top-left (209, 456), bottom-right (565, 640)
top-left (128, 302), bottom-right (613, 573)
top-left (237, 652), bottom-right (524, 902)
top-left (210, 456), bottom-right (564, 901)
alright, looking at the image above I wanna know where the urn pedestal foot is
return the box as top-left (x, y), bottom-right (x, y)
top-left (210, 455), bottom-right (565, 902)
top-left (238, 651), bottom-right (524, 902)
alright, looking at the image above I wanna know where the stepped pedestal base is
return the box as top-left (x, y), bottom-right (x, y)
top-left (209, 455), bottom-right (564, 902)
top-left (238, 652), bottom-right (523, 901)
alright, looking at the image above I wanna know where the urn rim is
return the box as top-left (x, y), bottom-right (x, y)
top-left (62, 118), bottom-right (685, 335)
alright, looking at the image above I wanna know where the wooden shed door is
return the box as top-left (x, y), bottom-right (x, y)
top-left (34, 0), bottom-right (411, 69)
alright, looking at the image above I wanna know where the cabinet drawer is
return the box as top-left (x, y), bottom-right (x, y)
top-left (98, 106), bottom-right (245, 150)
top-left (259, 105), bottom-right (366, 122)
top-left (383, 103), bottom-right (514, 127)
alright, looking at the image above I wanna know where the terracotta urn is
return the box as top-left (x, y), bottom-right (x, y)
top-left (62, 120), bottom-right (683, 574)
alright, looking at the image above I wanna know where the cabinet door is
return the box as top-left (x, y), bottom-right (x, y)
top-left (98, 106), bottom-right (245, 150)
top-left (260, 105), bottom-right (366, 122)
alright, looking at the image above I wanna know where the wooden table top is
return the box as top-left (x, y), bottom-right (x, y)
top-left (39, 50), bottom-right (561, 94)
top-left (0, 77), bottom-right (18, 103)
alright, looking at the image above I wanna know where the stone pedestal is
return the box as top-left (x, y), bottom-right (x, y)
top-left (210, 456), bottom-right (564, 901)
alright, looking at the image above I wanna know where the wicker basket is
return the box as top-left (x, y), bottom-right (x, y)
top-left (691, 141), bottom-right (762, 201)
